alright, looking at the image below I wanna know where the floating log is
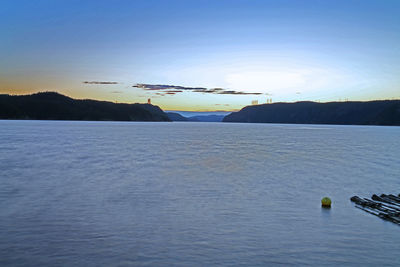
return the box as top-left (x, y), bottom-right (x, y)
top-left (364, 197), bottom-right (400, 212)
top-left (350, 193), bottom-right (400, 225)
top-left (373, 194), bottom-right (400, 208)
top-left (354, 206), bottom-right (400, 225)
top-left (351, 196), bottom-right (380, 208)
top-left (351, 196), bottom-right (400, 215)
top-left (384, 194), bottom-right (400, 204)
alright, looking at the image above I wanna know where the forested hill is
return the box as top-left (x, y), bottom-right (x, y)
top-left (0, 92), bottom-right (170, 122)
top-left (223, 100), bottom-right (400, 126)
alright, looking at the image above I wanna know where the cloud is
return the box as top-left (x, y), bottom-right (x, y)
top-left (192, 88), bottom-right (224, 93)
top-left (165, 90), bottom-right (183, 93)
top-left (83, 81), bottom-right (119, 85)
top-left (218, 90), bottom-right (263, 95)
top-left (133, 84), bottom-right (206, 91)
top-left (111, 91), bottom-right (123, 94)
top-left (133, 83), bottom-right (262, 95)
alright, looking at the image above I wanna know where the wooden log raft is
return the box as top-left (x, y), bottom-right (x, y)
top-left (372, 194), bottom-right (400, 208)
top-left (382, 194), bottom-right (400, 204)
top-left (350, 194), bottom-right (400, 225)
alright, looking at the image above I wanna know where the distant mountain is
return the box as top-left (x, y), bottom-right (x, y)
top-left (223, 100), bottom-right (400, 126)
top-left (166, 112), bottom-right (188, 121)
top-left (0, 92), bottom-right (170, 121)
top-left (187, 115), bottom-right (225, 122)
top-left (166, 112), bottom-right (226, 122)
top-left (167, 111), bottom-right (231, 117)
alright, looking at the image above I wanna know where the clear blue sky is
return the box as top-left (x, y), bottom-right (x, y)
top-left (1, 0), bottom-right (399, 110)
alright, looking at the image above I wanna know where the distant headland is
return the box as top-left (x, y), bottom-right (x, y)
top-left (223, 100), bottom-right (400, 126)
top-left (1, 92), bottom-right (399, 126)
top-left (0, 92), bottom-right (170, 122)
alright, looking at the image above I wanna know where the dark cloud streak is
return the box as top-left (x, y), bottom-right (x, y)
top-left (133, 84), bottom-right (206, 91)
top-left (133, 83), bottom-right (262, 95)
top-left (165, 90), bottom-right (183, 93)
top-left (83, 81), bottom-right (119, 85)
top-left (218, 90), bottom-right (263, 95)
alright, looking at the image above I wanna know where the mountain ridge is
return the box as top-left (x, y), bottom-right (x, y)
top-left (166, 112), bottom-right (225, 122)
top-left (0, 92), bottom-right (170, 122)
top-left (223, 100), bottom-right (400, 126)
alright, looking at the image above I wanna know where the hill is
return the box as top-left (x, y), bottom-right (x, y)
top-left (0, 92), bottom-right (170, 121)
top-left (166, 112), bottom-right (189, 121)
top-left (187, 115), bottom-right (225, 122)
top-left (166, 112), bottom-right (225, 122)
top-left (223, 100), bottom-right (400, 126)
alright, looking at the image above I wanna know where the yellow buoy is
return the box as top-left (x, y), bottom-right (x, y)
top-left (321, 197), bottom-right (332, 208)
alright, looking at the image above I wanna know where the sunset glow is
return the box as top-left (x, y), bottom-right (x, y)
top-left (1, 0), bottom-right (399, 111)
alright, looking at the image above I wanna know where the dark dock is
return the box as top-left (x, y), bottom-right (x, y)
top-left (350, 194), bottom-right (400, 225)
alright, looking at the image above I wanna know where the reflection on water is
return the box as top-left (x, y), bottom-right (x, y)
top-left (0, 121), bottom-right (399, 266)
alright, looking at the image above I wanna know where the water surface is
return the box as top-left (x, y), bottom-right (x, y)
top-left (1, 120), bottom-right (399, 266)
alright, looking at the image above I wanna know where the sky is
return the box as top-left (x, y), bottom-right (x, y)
top-left (1, 0), bottom-right (399, 111)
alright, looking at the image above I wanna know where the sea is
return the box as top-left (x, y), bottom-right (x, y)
top-left (1, 120), bottom-right (399, 266)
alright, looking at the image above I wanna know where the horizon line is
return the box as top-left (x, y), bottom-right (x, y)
top-left (1, 91), bottom-right (400, 113)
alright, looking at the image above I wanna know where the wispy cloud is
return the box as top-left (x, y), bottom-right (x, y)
top-left (133, 83), bottom-right (262, 95)
top-left (111, 91), bottom-right (123, 94)
top-left (218, 90), bottom-right (262, 95)
top-left (83, 81), bottom-right (119, 85)
top-left (165, 90), bottom-right (183, 93)
top-left (133, 84), bottom-right (206, 91)
top-left (192, 88), bottom-right (224, 93)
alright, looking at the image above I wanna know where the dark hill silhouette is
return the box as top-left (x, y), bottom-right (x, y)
top-left (0, 92), bottom-right (170, 121)
top-left (223, 100), bottom-right (400, 126)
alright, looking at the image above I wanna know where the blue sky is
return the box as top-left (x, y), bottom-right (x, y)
top-left (1, 0), bottom-right (399, 111)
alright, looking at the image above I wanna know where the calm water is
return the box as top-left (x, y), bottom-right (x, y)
top-left (1, 120), bottom-right (400, 266)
